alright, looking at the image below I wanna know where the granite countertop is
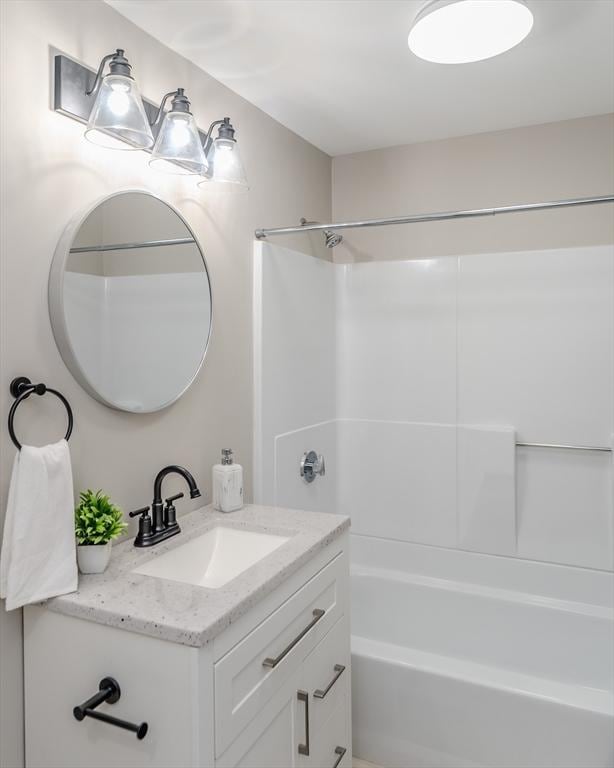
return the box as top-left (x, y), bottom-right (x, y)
top-left (44, 504), bottom-right (350, 647)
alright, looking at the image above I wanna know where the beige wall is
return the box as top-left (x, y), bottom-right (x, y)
top-left (0, 2), bottom-right (331, 766)
top-left (332, 114), bottom-right (614, 262)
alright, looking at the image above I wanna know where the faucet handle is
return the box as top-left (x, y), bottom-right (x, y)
top-left (129, 506), bottom-right (153, 546)
top-left (129, 506), bottom-right (150, 518)
top-left (163, 493), bottom-right (183, 530)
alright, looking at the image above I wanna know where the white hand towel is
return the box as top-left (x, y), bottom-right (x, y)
top-left (1, 439), bottom-right (78, 610)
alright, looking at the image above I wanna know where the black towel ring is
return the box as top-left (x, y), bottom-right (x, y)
top-left (8, 377), bottom-right (73, 450)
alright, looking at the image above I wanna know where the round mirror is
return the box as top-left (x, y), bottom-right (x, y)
top-left (49, 191), bottom-right (212, 412)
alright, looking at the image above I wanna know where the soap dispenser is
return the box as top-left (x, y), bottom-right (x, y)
top-left (212, 449), bottom-right (243, 512)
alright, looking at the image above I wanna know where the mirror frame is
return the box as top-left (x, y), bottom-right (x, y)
top-left (48, 189), bottom-right (213, 413)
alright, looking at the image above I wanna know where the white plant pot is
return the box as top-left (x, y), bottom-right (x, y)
top-left (77, 542), bottom-right (112, 574)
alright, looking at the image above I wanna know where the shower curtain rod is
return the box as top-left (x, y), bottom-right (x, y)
top-left (254, 194), bottom-right (614, 240)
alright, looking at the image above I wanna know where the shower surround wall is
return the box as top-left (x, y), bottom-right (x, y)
top-left (254, 241), bottom-right (614, 571)
top-left (254, 239), bottom-right (614, 765)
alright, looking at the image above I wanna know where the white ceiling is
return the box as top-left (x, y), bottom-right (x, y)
top-left (107, 0), bottom-right (614, 156)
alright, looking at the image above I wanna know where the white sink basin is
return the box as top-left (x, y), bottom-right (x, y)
top-left (132, 526), bottom-right (290, 589)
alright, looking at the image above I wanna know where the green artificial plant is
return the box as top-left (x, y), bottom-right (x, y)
top-left (74, 489), bottom-right (128, 545)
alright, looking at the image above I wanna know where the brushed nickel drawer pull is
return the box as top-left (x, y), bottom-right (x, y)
top-left (262, 609), bottom-right (325, 668)
top-left (314, 664), bottom-right (346, 699)
top-left (333, 746), bottom-right (347, 768)
top-left (297, 690), bottom-right (310, 755)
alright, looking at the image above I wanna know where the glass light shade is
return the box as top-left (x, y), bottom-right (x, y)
top-left (408, 0), bottom-right (533, 64)
top-left (85, 74), bottom-right (154, 150)
top-left (149, 111), bottom-right (208, 175)
top-left (198, 138), bottom-right (248, 190)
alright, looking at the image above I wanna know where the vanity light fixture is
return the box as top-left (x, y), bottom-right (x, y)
top-left (149, 89), bottom-right (208, 175)
top-left (198, 118), bottom-right (249, 190)
top-left (408, 0), bottom-right (534, 64)
top-left (53, 51), bottom-right (247, 187)
top-left (84, 49), bottom-right (154, 150)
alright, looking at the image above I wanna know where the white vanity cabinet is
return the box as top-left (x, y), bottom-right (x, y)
top-left (23, 533), bottom-right (350, 768)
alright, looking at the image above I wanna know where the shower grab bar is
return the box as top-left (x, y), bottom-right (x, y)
top-left (516, 442), bottom-right (611, 452)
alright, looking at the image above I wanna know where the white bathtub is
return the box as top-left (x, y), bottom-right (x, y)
top-left (350, 535), bottom-right (614, 768)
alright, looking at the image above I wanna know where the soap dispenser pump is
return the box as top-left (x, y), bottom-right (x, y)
top-left (212, 449), bottom-right (243, 513)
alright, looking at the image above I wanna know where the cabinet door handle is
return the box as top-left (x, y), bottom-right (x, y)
top-left (314, 664), bottom-right (346, 699)
top-left (297, 690), bottom-right (310, 756)
top-left (262, 609), bottom-right (325, 668)
top-left (333, 746), bottom-right (347, 768)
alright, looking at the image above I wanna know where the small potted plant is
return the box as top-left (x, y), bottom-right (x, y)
top-left (75, 490), bottom-right (128, 574)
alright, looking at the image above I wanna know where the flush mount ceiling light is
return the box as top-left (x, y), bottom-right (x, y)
top-left (198, 118), bottom-right (249, 191)
top-left (408, 0), bottom-right (534, 64)
top-left (149, 89), bottom-right (208, 175)
top-left (84, 49), bottom-right (154, 149)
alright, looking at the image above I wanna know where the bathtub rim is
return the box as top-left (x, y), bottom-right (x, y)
top-left (352, 634), bottom-right (614, 717)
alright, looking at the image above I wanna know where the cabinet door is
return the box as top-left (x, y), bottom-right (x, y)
top-left (296, 614), bottom-right (351, 768)
top-left (308, 701), bottom-right (351, 768)
top-left (216, 669), bottom-right (301, 768)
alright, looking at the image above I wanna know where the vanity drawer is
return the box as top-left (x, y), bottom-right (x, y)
top-left (214, 552), bottom-right (346, 756)
top-left (304, 614), bottom-right (350, 735)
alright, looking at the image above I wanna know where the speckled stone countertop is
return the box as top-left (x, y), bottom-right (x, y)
top-left (44, 504), bottom-right (350, 647)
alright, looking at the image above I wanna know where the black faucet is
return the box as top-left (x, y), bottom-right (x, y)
top-left (129, 465), bottom-right (201, 547)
